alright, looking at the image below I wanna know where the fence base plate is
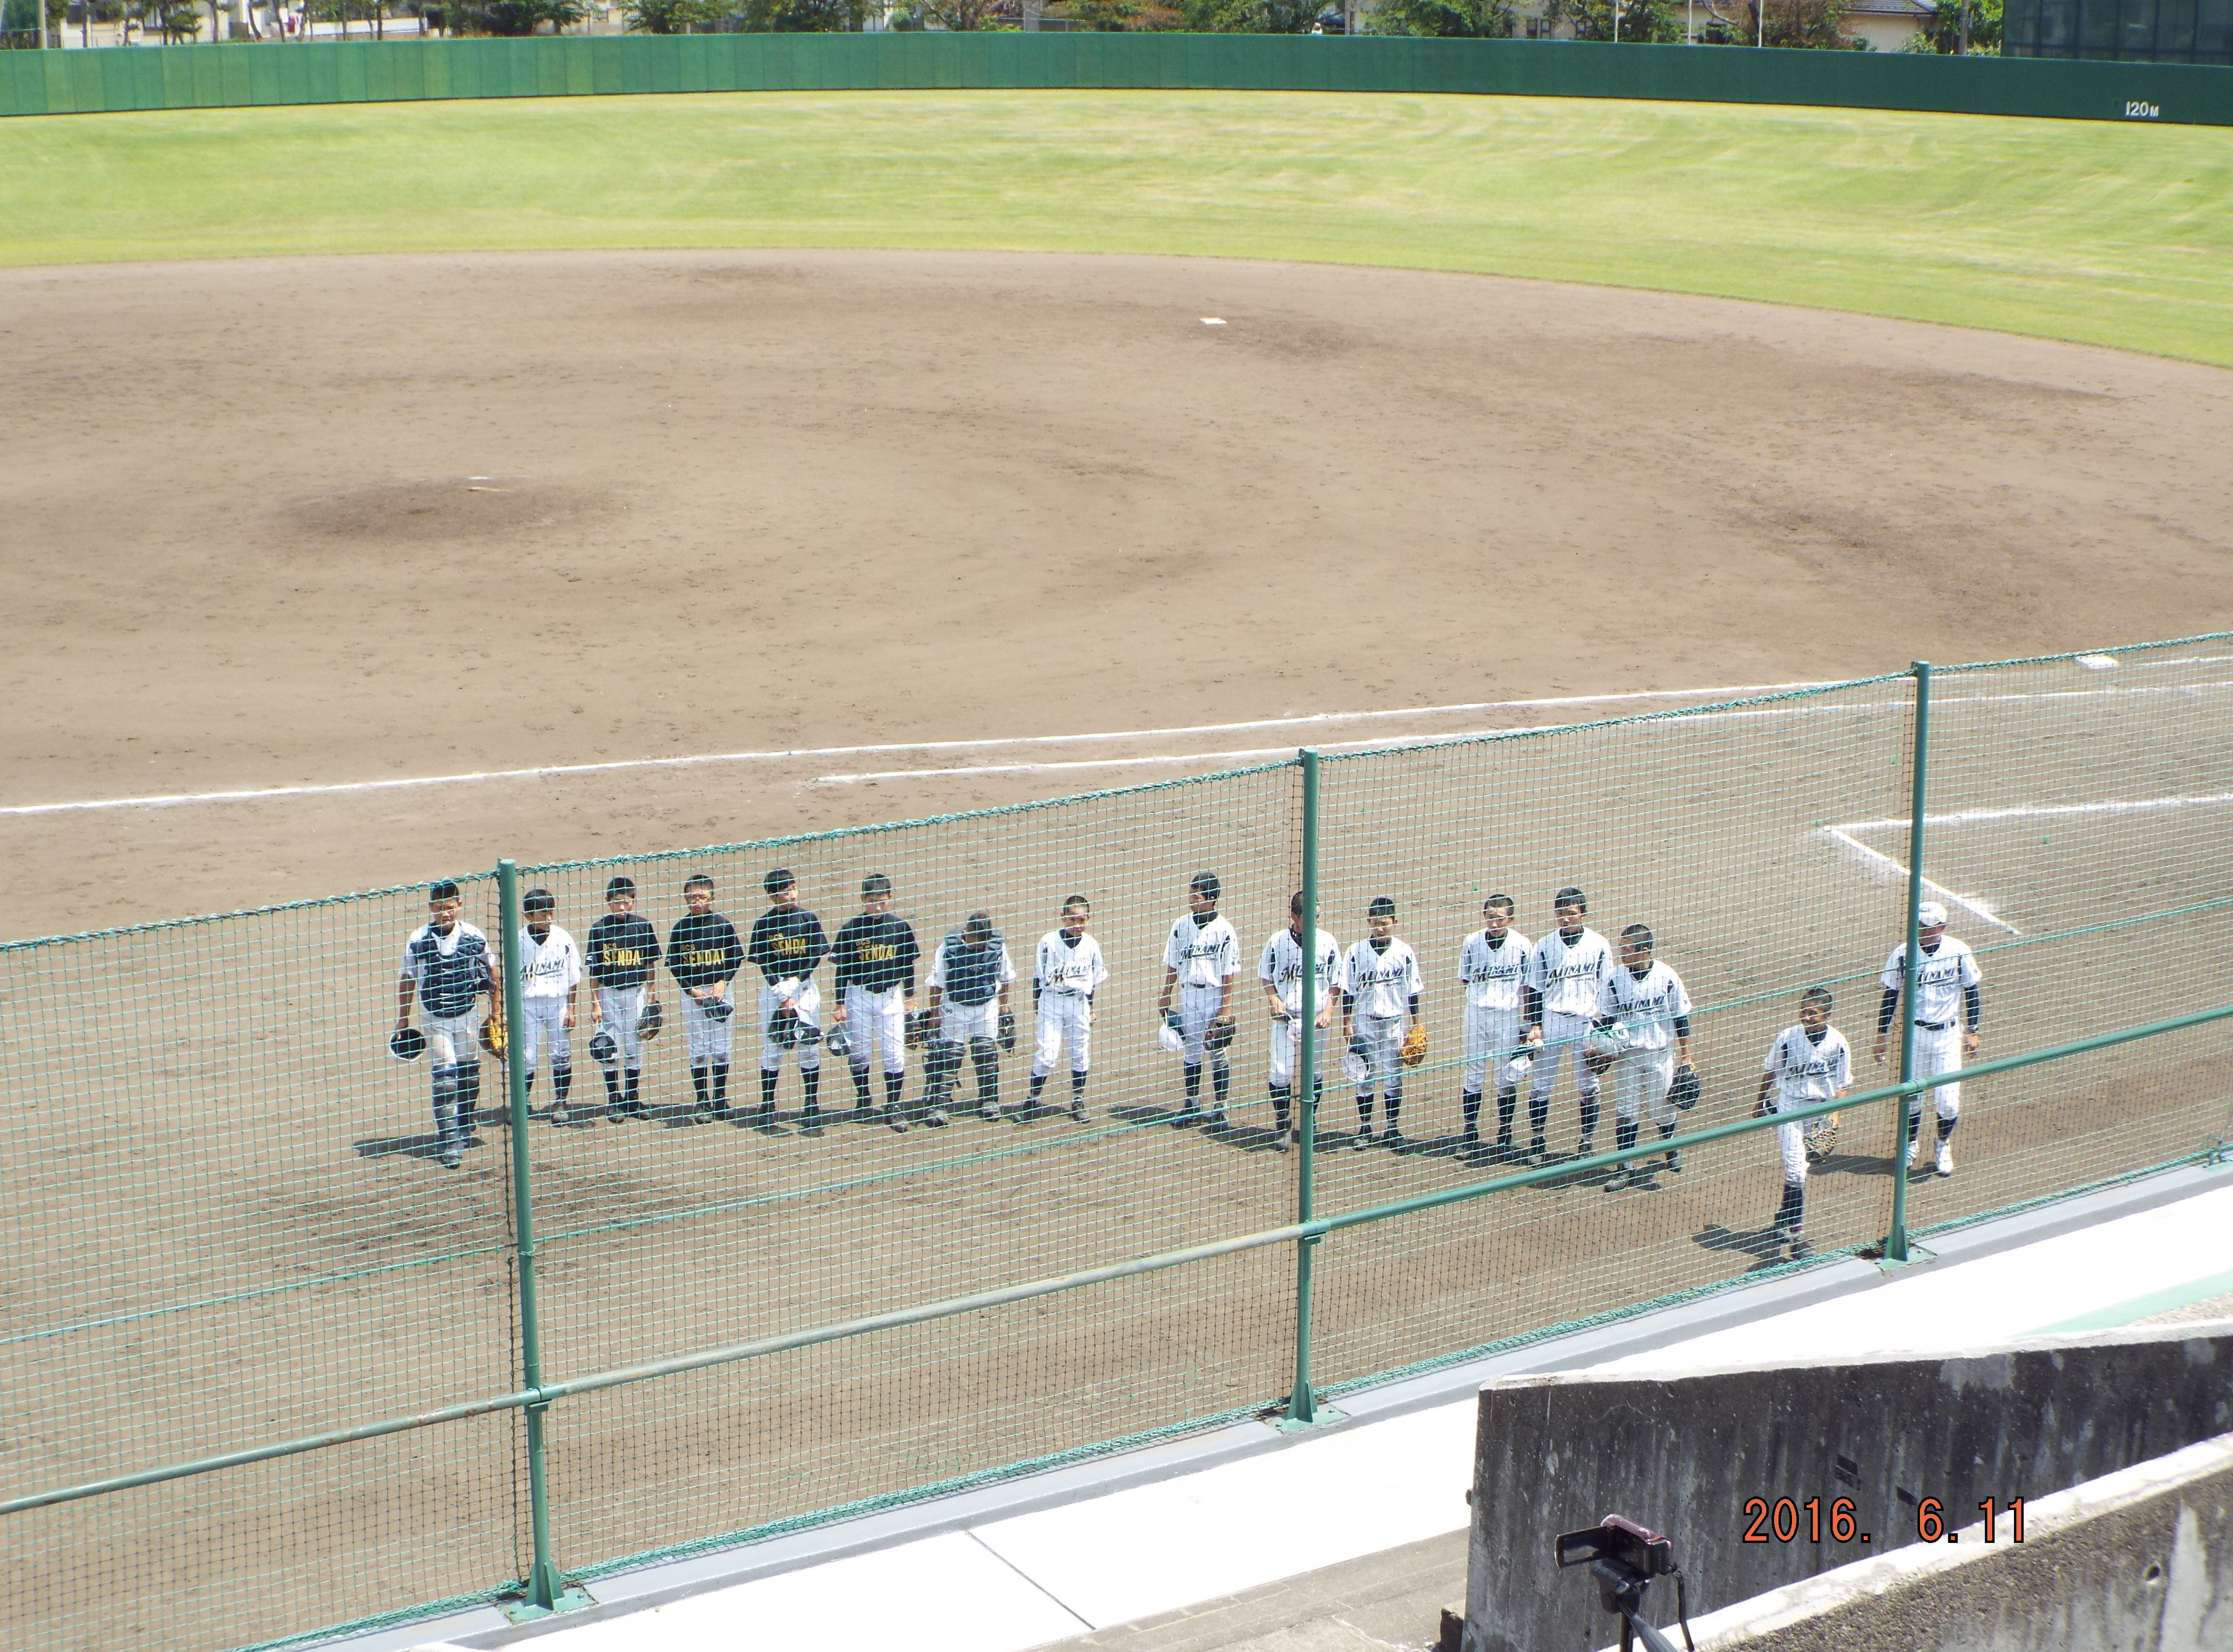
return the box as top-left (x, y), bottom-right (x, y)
top-left (502, 1587), bottom-right (594, 1624)
top-left (1274, 1405), bottom-right (1351, 1433)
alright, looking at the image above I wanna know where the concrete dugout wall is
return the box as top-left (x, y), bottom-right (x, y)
top-left (1462, 1323), bottom-right (2233, 1652)
top-left (3, 30), bottom-right (2231, 124)
top-left (1665, 1430), bottom-right (2233, 1651)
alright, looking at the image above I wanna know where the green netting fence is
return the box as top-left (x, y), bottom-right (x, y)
top-left (4, 635), bottom-right (2232, 1652)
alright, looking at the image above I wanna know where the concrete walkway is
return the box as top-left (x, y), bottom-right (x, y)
top-left (393, 1172), bottom-right (2233, 1652)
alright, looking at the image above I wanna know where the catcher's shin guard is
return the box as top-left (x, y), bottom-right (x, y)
top-left (969, 1038), bottom-right (1000, 1111)
top-left (924, 1040), bottom-right (961, 1106)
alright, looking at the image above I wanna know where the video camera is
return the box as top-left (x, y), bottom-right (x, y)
top-left (1554, 1516), bottom-right (1695, 1652)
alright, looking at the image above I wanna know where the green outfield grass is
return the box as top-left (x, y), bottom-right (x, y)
top-left (3, 90), bottom-right (2230, 365)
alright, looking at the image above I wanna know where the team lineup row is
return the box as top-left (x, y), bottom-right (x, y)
top-left (390, 866), bottom-right (1986, 1254)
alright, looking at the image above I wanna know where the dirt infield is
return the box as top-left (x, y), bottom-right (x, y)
top-left (2, 250), bottom-right (2231, 938)
top-left (3, 252), bottom-right (2232, 1652)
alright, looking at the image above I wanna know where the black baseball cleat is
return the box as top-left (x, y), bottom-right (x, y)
top-left (1382, 1129), bottom-right (1406, 1152)
top-left (1172, 1104), bottom-right (1200, 1128)
top-left (549, 1102), bottom-right (570, 1128)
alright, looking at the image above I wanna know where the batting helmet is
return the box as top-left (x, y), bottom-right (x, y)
top-left (1158, 1022), bottom-right (1187, 1057)
top-left (824, 1024), bottom-right (853, 1060)
top-left (588, 1027), bottom-right (619, 1066)
top-left (389, 1027), bottom-right (427, 1062)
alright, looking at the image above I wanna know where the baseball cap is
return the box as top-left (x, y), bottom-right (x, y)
top-left (1917, 901), bottom-right (1949, 928)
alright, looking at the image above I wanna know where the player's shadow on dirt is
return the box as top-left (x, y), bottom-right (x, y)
top-left (1694, 1223), bottom-right (1792, 1271)
top-left (353, 1133), bottom-right (459, 1162)
top-left (1812, 1152), bottom-right (1901, 1179)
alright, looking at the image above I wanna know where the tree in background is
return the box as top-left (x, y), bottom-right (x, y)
top-left (442, 0), bottom-right (582, 29)
top-left (913, 0), bottom-right (1000, 24)
top-left (733, 0), bottom-right (867, 24)
top-left (1179, 0), bottom-right (1332, 30)
top-left (1696, 0), bottom-right (1856, 43)
top-left (1366, 0), bottom-right (1512, 34)
top-left (622, 0), bottom-right (708, 27)
top-left (1545, 0), bottom-right (1680, 38)
top-left (1906, 0), bottom-right (1998, 49)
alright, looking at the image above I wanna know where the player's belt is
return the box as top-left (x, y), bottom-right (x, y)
top-left (1915, 1019), bottom-right (1952, 1031)
top-left (1047, 988), bottom-right (1085, 996)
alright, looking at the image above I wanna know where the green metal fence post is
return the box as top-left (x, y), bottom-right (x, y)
top-left (499, 860), bottom-right (567, 1613)
top-left (1287, 749), bottom-right (1322, 1425)
top-left (1884, 662), bottom-right (1931, 1265)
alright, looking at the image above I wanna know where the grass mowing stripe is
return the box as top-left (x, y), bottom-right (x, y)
top-left (2, 91), bottom-right (2230, 367)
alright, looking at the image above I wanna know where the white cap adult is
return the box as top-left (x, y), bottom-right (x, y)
top-left (1917, 901), bottom-right (1949, 929)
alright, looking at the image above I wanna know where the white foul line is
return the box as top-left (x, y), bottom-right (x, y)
top-left (1819, 792), bottom-right (2233, 939)
top-left (1821, 828), bottom-right (2022, 935)
top-left (0, 679), bottom-right (1838, 818)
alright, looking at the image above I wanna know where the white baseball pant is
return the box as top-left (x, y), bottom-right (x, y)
top-left (422, 1007), bottom-right (483, 1069)
top-left (1269, 1015), bottom-right (1332, 1088)
top-left (760, 979), bottom-right (822, 1073)
top-left (1352, 1011), bottom-right (1407, 1088)
top-left (1529, 1011), bottom-right (1602, 1109)
top-left (1174, 983), bottom-right (1231, 1069)
top-left (1774, 1103), bottom-right (1810, 1186)
top-left (1908, 1024), bottom-right (1964, 1122)
top-left (1033, 991), bottom-right (1091, 1078)
top-left (594, 985), bottom-right (646, 1070)
top-left (1462, 1005), bottom-right (1525, 1094)
top-left (682, 991), bottom-right (734, 1064)
top-left (1609, 1046), bottom-right (1677, 1129)
top-left (519, 996), bottom-right (570, 1074)
top-left (844, 984), bottom-right (908, 1076)
top-left (940, 996), bottom-right (1000, 1045)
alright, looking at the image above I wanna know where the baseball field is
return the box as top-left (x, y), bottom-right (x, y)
top-left (2, 83), bottom-right (2231, 1652)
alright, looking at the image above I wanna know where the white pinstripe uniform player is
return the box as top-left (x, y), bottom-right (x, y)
top-left (1258, 890), bottom-right (1343, 1154)
top-left (583, 875), bottom-right (661, 1120)
top-left (1525, 886), bottom-right (1613, 1163)
top-left (1597, 923), bottom-right (1694, 1189)
top-left (1757, 986), bottom-right (1853, 1260)
top-left (1031, 895), bottom-right (1108, 1123)
top-left (1157, 871), bottom-right (1240, 1127)
top-left (516, 887), bottom-right (585, 1126)
top-left (393, 879), bottom-right (498, 1169)
top-left (828, 873), bottom-right (921, 1131)
top-left (1872, 900), bottom-right (1983, 1178)
top-left (1456, 895), bottom-right (1534, 1161)
top-left (1341, 895), bottom-right (1423, 1150)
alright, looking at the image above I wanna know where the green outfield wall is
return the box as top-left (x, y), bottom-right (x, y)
top-left (2, 30), bottom-right (2229, 124)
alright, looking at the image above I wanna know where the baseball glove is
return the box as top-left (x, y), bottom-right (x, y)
top-left (1669, 1064), bottom-right (1701, 1112)
top-left (1804, 1112), bottom-right (1841, 1163)
top-left (389, 1026), bottom-right (427, 1062)
top-left (797, 1020), bottom-right (821, 1047)
top-left (1400, 1025), bottom-right (1429, 1069)
top-left (588, 1027), bottom-right (619, 1066)
top-left (639, 1000), bottom-right (663, 1040)
top-left (998, 1010), bottom-right (1017, 1053)
top-left (704, 996), bottom-right (735, 1023)
top-left (479, 1015), bottom-right (506, 1059)
top-left (1204, 1016), bottom-right (1237, 1054)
